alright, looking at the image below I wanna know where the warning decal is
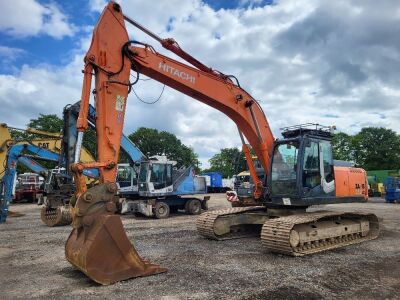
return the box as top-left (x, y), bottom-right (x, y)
top-left (115, 95), bottom-right (125, 112)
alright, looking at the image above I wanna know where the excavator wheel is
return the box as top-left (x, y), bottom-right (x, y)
top-left (41, 205), bottom-right (72, 227)
top-left (65, 183), bottom-right (167, 285)
top-left (154, 202), bottom-right (170, 219)
top-left (185, 199), bottom-right (201, 215)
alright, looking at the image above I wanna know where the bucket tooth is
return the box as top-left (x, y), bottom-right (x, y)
top-left (65, 213), bottom-right (166, 285)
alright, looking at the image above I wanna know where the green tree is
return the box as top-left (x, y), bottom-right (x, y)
top-left (332, 132), bottom-right (354, 161)
top-left (10, 114), bottom-right (63, 140)
top-left (332, 127), bottom-right (400, 170)
top-left (128, 127), bottom-right (200, 171)
top-left (204, 148), bottom-right (247, 178)
top-left (8, 114), bottom-right (64, 173)
top-left (353, 127), bottom-right (400, 170)
top-left (81, 128), bottom-right (97, 160)
top-left (27, 114), bottom-right (63, 133)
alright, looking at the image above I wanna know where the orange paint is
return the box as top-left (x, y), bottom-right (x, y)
top-left (71, 3), bottom-right (131, 192)
top-left (334, 167), bottom-right (368, 200)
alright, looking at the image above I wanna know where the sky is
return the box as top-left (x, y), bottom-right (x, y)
top-left (0, 0), bottom-right (399, 168)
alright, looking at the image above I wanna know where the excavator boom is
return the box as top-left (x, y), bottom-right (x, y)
top-left (66, 3), bottom-right (166, 285)
top-left (129, 45), bottom-right (274, 182)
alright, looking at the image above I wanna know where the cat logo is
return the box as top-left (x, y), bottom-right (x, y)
top-left (38, 142), bottom-right (49, 149)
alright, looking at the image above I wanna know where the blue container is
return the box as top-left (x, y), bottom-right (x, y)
top-left (385, 188), bottom-right (397, 203)
top-left (201, 172), bottom-right (223, 188)
top-left (385, 177), bottom-right (400, 202)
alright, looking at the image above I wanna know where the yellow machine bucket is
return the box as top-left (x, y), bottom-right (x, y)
top-left (65, 184), bottom-right (167, 285)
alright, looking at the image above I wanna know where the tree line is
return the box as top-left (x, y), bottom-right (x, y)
top-left (332, 127), bottom-right (400, 170)
top-left (205, 127), bottom-right (400, 176)
top-left (11, 114), bottom-right (400, 175)
top-left (10, 114), bottom-right (200, 172)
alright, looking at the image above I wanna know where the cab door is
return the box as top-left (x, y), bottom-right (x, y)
top-left (302, 140), bottom-right (321, 196)
top-left (301, 139), bottom-right (335, 197)
top-left (117, 165), bottom-right (133, 188)
top-left (319, 140), bottom-right (335, 194)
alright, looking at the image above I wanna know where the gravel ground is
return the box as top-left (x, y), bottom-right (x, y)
top-left (1, 195), bottom-right (399, 299)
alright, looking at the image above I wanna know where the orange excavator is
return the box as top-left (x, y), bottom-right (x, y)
top-left (66, 2), bottom-right (379, 285)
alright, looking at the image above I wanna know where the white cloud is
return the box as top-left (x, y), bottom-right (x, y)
top-left (1, 0), bottom-right (399, 168)
top-left (0, 46), bottom-right (25, 61)
top-left (0, 0), bottom-right (76, 38)
top-left (239, 0), bottom-right (265, 7)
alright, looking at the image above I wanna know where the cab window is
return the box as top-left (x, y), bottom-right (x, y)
top-left (271, 142), bottom-right (299, 195)
top-left (166, 164), bottom-right (172, 186)
top-left (151, 163), bottom-right (166, 189)
top-left (320, 141), bottom-right (334, 183)
top-left (303, 141), bottom-right (320, 188)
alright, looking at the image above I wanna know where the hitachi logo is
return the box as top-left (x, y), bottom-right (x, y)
top-left (159, 62), bottom-right (196, 84)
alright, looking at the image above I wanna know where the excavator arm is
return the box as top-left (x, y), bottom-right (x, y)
top-left (123, 14), bottom-right (275, 198)
top-left (65, 5), bottom-right (167, 285)
top-left (0, 123), bottom-right (96, 179)
top-left (66, 1), bottom-right (275, 285)
top-left (73, 2), bottom-right (274, 200)
top-left (128, 44), bottom-right (274, 198)
top-left (129, 45), bottom-right (274, 170)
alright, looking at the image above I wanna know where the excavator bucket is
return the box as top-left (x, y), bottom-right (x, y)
top-left (65, 184), bottom-right (167, 285)
top-left (41, 206), bottom-right (72, 227)
top-left (65, 214), bottom-right (166, 285)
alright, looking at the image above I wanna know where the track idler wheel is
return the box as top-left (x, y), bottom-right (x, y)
top-left (40, 206), bottom-right (72, 227)
top-left (65, 183), bottom-right (167, 285)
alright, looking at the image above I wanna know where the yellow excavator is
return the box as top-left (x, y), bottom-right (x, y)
top-left (0, 123), bottom-right (94, 176)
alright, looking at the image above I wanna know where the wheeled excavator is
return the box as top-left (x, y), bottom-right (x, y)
top-left (65, 2), bottom-right (379, 285)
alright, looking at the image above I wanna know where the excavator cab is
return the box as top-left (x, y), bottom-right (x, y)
top-left (116, 163), bottom-right (139, 196)
top-left (138, 156), bottom-right (174, 196)
top-left (268, 124), bottom-right (364, 207)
